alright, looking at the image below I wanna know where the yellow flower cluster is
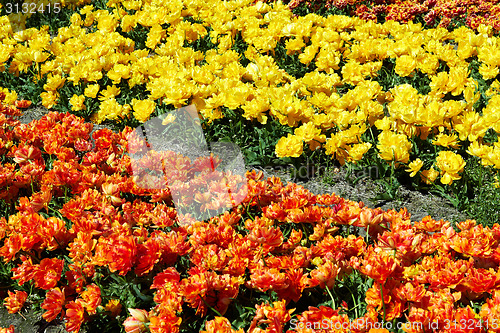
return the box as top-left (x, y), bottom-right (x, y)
top-left (0, 87), bottom-right (18, 105)
top-left (1, 0), bottom-right (500, 185)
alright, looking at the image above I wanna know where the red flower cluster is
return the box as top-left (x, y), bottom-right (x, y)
top-left (3, 95), bottom-right (500, 332)
top-left (278, 0), bottom-right (500, 32)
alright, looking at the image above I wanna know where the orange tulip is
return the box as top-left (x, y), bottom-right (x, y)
top-left (105, 299), bottom-right (122, 317)
top-left (201, 317), bottom-right (244, 333)
top-left (80, 284), bottom-right (101, 315)
top-left (3, 290), bottom-right (27, 314)
top-left (359, 247), bottom-right (399, 283)
top-left (65, 300), bottom-right (85, 332)
top-left (14, 100), bottom-right (31, 108)
top-left (33, 258), bottom-right (64, 290)
top-left (41, 287), bottom-right (65, 322)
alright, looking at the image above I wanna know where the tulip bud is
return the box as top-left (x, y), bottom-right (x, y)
top-left (123, 308), bottom-right (149, 333)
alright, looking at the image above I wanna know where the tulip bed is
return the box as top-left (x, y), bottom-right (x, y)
top-left (1, 0), bottom-right (500, 332)
top-left (1, 94), bottom-right (500, 332)
top-left (282, 0), bottom-right (500, 32)
top-left (0, 0), bottom-right (499, 197)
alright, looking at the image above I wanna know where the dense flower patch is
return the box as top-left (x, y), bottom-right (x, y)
top-left (282, 0), bottom-right (500, 32)
top-left (2, 94), bottom-right (500, 332)
top-left (1, 0), bottom-right (500, 330)
top-left (0, 0), bottom-right (499, 192)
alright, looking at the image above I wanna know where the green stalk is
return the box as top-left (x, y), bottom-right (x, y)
top-left (199, 295), bottom-right (240, 331)
top-left (344, 282), bottom-right (359, 319)
top-left (325, 284), bottom-right (336, 309)
top-left (379, 282), bottom-right (386, 323)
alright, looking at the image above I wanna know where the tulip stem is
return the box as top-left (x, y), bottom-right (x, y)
top-left (199, 294), bottom-right (223, 317)
top-left (379, 282), bottom-right (386, 323)
top-left (199, 295), bottom-right (240, 331)
top-left (325, 284), bottom-right (336, 309)
top-left (344, 282), bottom-right (359, 319)
top-left (365, 224), bottom-right (370, 244)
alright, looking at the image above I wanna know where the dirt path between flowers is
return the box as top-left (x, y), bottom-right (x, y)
top-left (256, 166), bottom-right (469, 224)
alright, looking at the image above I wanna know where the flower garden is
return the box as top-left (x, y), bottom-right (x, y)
top-left (1, 0), bottom-right (500, 332)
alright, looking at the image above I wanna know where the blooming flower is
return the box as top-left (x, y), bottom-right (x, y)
top-left (420, 167), bottom-right (439, 184)
top-left (435, 150), bottom-right (466, 184)
top-left (347, 142), bottom-right (372, 162)
top-left (105, 299), bottom-right (122, 317)
top-left (98, 85), bottom-right (121, 101)
top-left (70, 94), bottom-right (86, 112)
top-left (33, 258), bottom-right (64, 290)
top-left (377, 131), bottom-right (412, 164)
top-left (84, 84), bottom-right (99, 98)
top-left (41, 288), bottom-right (65, 322)
top-left (432, 133), bottom-right (460, 149)
top-left (132, 98), bottom-right (156, 123)
top-left (275, 134), bottom-right (303, 158)
top-left (4, 290), bottom-right (27, 314)
top-left (65, 300), bottom-right (85, 332)
top-left (80, 284), bottom-right (101, 315)
top-left (201, 317), bottom-right (244, 333)
top-left (123, 308), bottom-right (149, 333)
top-left (405, 158), bottom-right (423, 177)
top-left (40, 91), bottom-right (58, 109)
top-left (0, 325), bottom-right (15, 333)
top-left (395, 55), bottom-right (417, 77)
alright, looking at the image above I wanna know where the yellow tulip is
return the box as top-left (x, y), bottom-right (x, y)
top-left (132, 99), bottom-right (156, 123)
top-left (70, 94), bottom-right (86, 112)
top-left (43, 74), bottom-right (66, 92)
top-left (347, 142), bottom-right (372, 163)
top-left (40, 91), bottom-right (58, 109)
top-left (121, 15), bottom-right (137, 33)
top-left (294, 122), bottom-right (323, 143)
top-left (285, 37), bottom-right (305, 55)
top-left (161, 114), bottom-right (176, 125)
top-left (84, 84), bottom-right (100, 99)
top-left (32, 50), bottom-right (49, 63)
top-left (479, 63), bottom-right (499, 80)
top-left (99, 85), bottom-right (121, 101)
top-left (436, 151), bottom-right (466, 185)
top-left (420, 167), bottom-right (439, 184)
top-left (395, 55), bottom-right (417, 77)
top-left (275, 134), bottom-right (303, 158)
top-left (405, 158), bottom-right (423, 177)
top-left (377, 131), bottom-right (412, 164)
top-left (146, 24), bottom-right (165, 49)
top-left (107, 64), bottom-right (131, 85)
top-left (432, 133), bottom-right (460, 149)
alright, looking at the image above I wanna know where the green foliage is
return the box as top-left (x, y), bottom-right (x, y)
top-left (331, 270), bottom-right (371, 319)
top-left (230, 300), bottom-right (256, 330)
top-left (463, 159), bottom-right (500, 227)
top-left (24, 7), bottom-right (74, 35)
top-left (285, 0), bottom-right (356, 18)
top-left (81, 312), bottom-right (124, 333)
top-left (203, 107), bottom-right (293, 167)
top-left (376, 58), bottom-right (434, 95)
top-left (273, 40), bottom-right (316, 79)
top-left (99, 273), bottom-right (154, 311)
top-left (0, 261), bottom-right (18, 293)
top-left (0, 69), bottom-right (44, 105)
